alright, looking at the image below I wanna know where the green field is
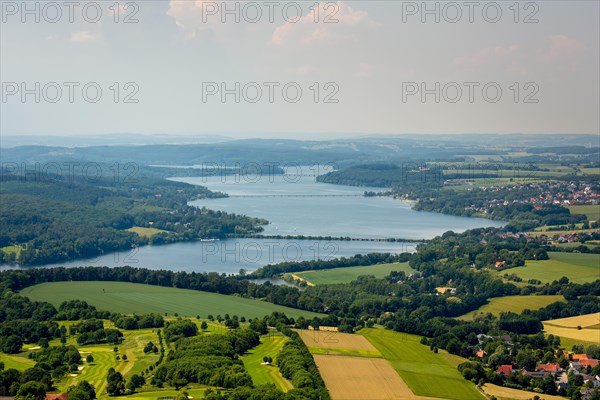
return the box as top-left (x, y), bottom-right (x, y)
top-left (499, 252), bottom-right (600, 284)
top-left (0, 352), bottom-right (36, 371)
top-left (126, 226), bottom-right (168, 238)
top-left (111, 387), bottom-right (208, 400)
top-left (57, 325), bottom-right (161, 394)
top-left (295, 262), bottom-right (414, 285)
top-left (241, 333), bottom-right (292, 392)
top-left (556, 241), bottom-right (600, 250)
top-left (359, 328), bottom-right (484, 400)
top-left (21, 281), bottom-right (325, 320)
top-left (64, 343), bottom-right (122, 395)
top-left (568, 204), bottom-right (600, 222)
top-left (306, 346), bottom-right (382, 358)
top-left (457, 295), bottom-right (566, 321)
top-left (0, 244), bottom-right (22, 257)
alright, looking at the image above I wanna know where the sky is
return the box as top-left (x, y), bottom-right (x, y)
top-left (1, 0), bottom-right (599, 138)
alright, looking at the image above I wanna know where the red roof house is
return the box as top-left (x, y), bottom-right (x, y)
top-left (45, 394), bottom-right (67, 400)
top-left (580, 359), bottom-right (599, 367)
top-left (572, 354), bottom-right (589, 361)
top-left (497, 365), bottom-right (513, 376)
top-left (537, 363), bottom-right (561, 373)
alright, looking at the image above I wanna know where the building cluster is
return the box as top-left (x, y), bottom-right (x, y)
top-left (495, 354), bottom-right (600, 398)
top-left (464, 181), bottom-right (600, 215)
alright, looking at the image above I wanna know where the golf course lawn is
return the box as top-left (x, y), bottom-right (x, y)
top-left (20, 281), bottom-right (325, 320)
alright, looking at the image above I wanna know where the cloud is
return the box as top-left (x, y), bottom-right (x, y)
top-left (538, 34), bottom-right (586, 73)
top-left (69, 31), bottom-right (96, 43)
top-left (166, 0), bottom-right (246, 41)
top-left (166, 0), bottom-right (206, 39)
top-left (451, 45), bottom-right (518, 70)
top-left (290, 64), bottom-right (317, 76)
top-left (270, 2), bottom-right (379, 46)
top-left (544, 34), bottom-right (585, 59)
top-left (355, 62), bottom-right (374, 78)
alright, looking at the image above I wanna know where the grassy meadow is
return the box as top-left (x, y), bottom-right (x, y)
top-left (567, 204), bottom-right (600, 221)
top-left (295, 262), bottom-right (414, 285)
top-left (498, 252), bottom-right (599, 284)
top-left (457, 295), bottom-right (566, 321)
top-left (126, 226), bottom-right (168, 238)
top-left (359, 328), bottom-right (484, 400)
top-left (20, 281), bottom-right (325, 320)
top-left (241, 333), bottom-right (292, 392)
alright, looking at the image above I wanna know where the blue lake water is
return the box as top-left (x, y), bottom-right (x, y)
top-left (3, 166), bottom-right (503, 273)
top-left (175, 168), bottom-right (504, 239)
top-left (0, 239), bottom-right (416, 274)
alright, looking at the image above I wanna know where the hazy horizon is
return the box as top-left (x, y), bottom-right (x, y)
top-left (2, 1), bottom-right (599, 137)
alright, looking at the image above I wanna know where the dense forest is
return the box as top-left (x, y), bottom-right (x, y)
top-left (0, 169), bottom-right (267, 265)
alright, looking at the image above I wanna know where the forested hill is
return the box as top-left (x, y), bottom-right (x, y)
top-left (0, 171), bottom-right (266, 266)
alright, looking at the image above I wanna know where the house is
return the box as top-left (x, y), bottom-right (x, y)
top-left (523, 370), bottom-right (551, 379)
top-left (570, 358), bottom-right (599, 372)
top-left (580, 359), bottom-right (599, 368)
top-left (45, 395), bottom-right (68, 400)
top-left (537, 362), bottom-right (561, 374)
top-left (583, 375), bottom-right (600, 388)
top-left (476, 350), bottom-right (486, 358)
top-left (572, 354), bottom-right (589, 361)
top-left (497, 365), bottom-right (513, 376)
top-left (493, 335), bottom-right (512, 344)
top-left (570, 361), bottom-right (582, 371)
top-left (494, 261), bottom-right (506, 268)
top-left (557, 372), bottom-right (569, 391)
top-left (580, 388), bottom-right (595, 400)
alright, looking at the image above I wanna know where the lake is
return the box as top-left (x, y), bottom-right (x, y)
top-left (0, 239), bottom-right (416, 274)
top-left (2, 166), bottom-right (503, 273)
top-left (174, 166), bottom-right (504, 239)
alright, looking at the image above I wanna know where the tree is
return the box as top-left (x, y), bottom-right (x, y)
top-left (129, 374), bottom-right (145, 390)
top-left (74, 381), bottom-right (96, 399)
top-left (175, 391), bottom-right (189, 400)
top-left (2, 335), bottom-right (23, 354)
top-left (200, 321), bottom-right (208, 331)
top-left (86, 354), bottom-right (94, 363)
top-left (572, 344), bottom-right (585, 353)
top-left (541, 375), bottom-right (557, 395)
top-left (67, 388), bottom-right (90, 400)
top-left (15, 382), bottom-right (46, 400)
top-left (170, 378), bottom-right (187, 390)
top-left (143, 342), bottom-right (155, 354)
top-left (121, 354), bottom-right (127, 361)
top-left (106, 369), bottom-right (125, 396)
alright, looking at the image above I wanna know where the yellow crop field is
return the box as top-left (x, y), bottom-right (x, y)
top-left (483, 383), bottom-right (568, 400)
top-left (312, 355), bottom-right (438, 400)
top-left (542, 312), bottom-right (600, 343)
